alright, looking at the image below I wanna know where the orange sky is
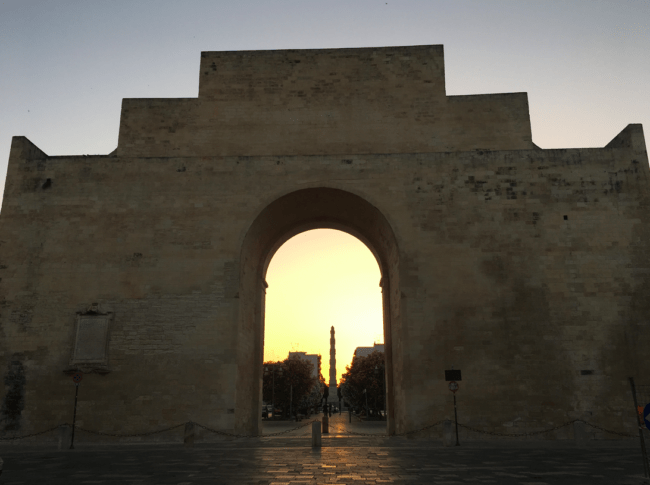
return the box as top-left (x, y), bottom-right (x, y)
top-left (263, 229), bottom-right (383, 384)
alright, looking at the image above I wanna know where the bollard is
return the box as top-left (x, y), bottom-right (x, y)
top-left (322, 414), bottom-right (329, 434)
top-left (574, 421), bottom-right (589, 448)
top-left (443, 419), bottom-right (454, 447)
top-left (312, 420), bottom-right (322, 448)
top-left (58, 424), bottom-right (71, 451)
top-left (184, 421), bottom-right (195, 447)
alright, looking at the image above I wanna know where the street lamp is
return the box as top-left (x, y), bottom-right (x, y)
top-left (338, 386), bottom-right (342, 415)
top-left (264, 365), bottom-right (282, 419)
top-left (279, 363), bottom-right (295, 421)
top-left (363, 388), bottom-right (369, 417)
top-left (374, 365), bottom-right (385, 418)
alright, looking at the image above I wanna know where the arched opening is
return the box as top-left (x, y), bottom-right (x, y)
top-left (235, 187), bottom-right (402, 436)
top-left (263, 229), bottom-right (384, 425)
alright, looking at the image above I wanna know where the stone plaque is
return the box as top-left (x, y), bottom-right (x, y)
top-left (71, 316), bottom-right (110, 365)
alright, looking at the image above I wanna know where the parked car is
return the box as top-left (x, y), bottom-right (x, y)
top-left (262, 405), bottom-right (274, 418)
top-left (261, 405), bottom-right (276, 418)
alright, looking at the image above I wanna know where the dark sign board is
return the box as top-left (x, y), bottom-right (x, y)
top-left (445, 369), bottom-right (461, 381)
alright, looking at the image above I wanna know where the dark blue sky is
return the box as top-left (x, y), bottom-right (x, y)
top-left (1, 0), bottom-right (648, 207)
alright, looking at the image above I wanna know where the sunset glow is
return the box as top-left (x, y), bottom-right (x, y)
top-left (263, 229), bottom-right (383, 384)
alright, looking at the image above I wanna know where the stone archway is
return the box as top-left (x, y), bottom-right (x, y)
top-left (235, 187), bottom-right (402, 436)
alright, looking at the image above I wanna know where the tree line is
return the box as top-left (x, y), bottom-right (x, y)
top-left (262, 356), bottom-right (324, 418)
top-left (340, 350), bottom-right (385, 417)
top-left (263, 350), bottom-right (385, 419)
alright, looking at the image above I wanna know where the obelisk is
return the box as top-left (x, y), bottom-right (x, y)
top-left (328, 326), bottom-right (337, 402)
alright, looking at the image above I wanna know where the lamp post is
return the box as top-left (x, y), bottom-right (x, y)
top-left (290, 383), bottom-right (293, 421)
top-left (363, 388), bottom-right (369, 417)
top-left (283, 364), bottom-right (294, 421)
top-left (375, 365), bottom-right (385, 418)
top-left (264, 365), bottom-right (282, 419)
top-left (263, 366), bottom-right (271, 418)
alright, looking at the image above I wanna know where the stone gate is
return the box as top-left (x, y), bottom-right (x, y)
top-left (1, 45), bottom-right (648, 442)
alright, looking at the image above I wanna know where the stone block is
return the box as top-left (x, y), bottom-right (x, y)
top-left (312, 420), bottom-right (321, 448)
top-left (443, 420), bottom-right (455, 447)
top-left (184, 422), bottom-right (194, 448)
top-left (574, 421), bottom-right (591, 448)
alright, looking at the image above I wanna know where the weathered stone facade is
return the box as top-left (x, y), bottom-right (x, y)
top-left (0, 45), bottom-right (648, 443)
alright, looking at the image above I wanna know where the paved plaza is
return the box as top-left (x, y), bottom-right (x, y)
top-left (0, 414), bottom-right (647, 484)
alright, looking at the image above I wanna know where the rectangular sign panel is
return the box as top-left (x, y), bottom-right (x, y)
top-left (445, 369), bottom-right (462, 381)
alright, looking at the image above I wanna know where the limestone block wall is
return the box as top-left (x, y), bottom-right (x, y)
top-left (393, 124), bottom-right (650, 438)
top-left (116, 46), bottom-right (535, 158)
top-left (1, 42), bottom-right (648, 442)
top-left (0, 123), bottom-right (648, 442)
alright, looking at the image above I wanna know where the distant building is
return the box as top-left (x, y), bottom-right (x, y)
top-left (288, 351), bottom-right (320, 380)
top-left (353, 343), bottom-right (385, 359)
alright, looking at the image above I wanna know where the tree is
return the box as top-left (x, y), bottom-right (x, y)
top-left (340, 351), bottom-right (385, 416)
top-left (263, 356), bottom-right (321, 418)
top-left (318, 369), bottom-right (328, 405)
top-left (298, 380), bottom-right (324, 414)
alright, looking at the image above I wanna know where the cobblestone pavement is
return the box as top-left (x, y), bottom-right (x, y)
top-left (262, 412), bottom-right (387, 438)
top-left (0, 414), bottom-right (647, 484)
